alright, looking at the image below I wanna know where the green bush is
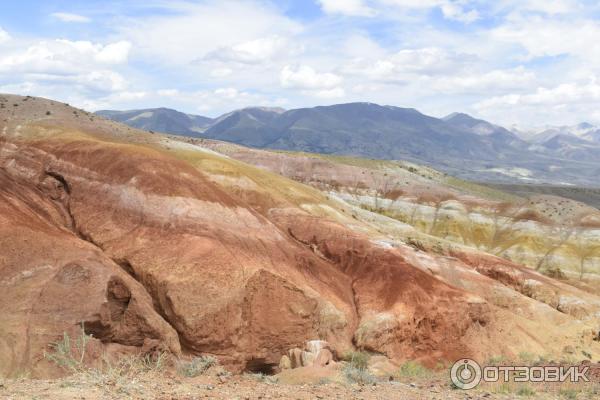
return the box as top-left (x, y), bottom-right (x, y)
top-left (341, 351), bottom-right (374, 385)
top-left (342, 351), bottom-right (370, 370)
top-left (177, 355), bottom-right (217, 377)
top-left (343, 364), bottom-right (375, 385)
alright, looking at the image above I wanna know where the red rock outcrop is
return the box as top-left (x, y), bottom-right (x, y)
top-left (271, 211), bottom-right (491, 364)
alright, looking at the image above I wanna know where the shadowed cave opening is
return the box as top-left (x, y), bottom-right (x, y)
top-left (244, 358), bottom-right (277, 375)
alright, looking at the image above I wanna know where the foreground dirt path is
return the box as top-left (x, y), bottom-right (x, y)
top-left (1, 374), bottom-right (598, 400)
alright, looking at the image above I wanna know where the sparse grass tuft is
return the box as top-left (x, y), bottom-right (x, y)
top-left (317, 377), bottom-right (331, 385)
top-left (341, 350), bottom-right (374, 385)
top-left (518, 352), bottom-right (536, 364)
top-left (44, 322), bottom-right (91, 373)
top-left (176, 355), bottom-right (217, 377)
top-left (516, 385), bottom-right (536, 397)
top-left (85, 352), bottom-right (169, 396)
top-left (486, 355), bottom-right (506, 365)
top-left (343, 364), bottom-right (375, 385)
top-left (91, 352), bottom-right (168, 378)
top-left (245, 372), bottom-right (279, 384)
top-left (342, 351), bottom-right (370, 370)
top-left (559, 388), bottom-right (578, 399)
top-left (396, 360), bottom-right (430, 379)
top-left (492, 382), bottom-right (512, 394)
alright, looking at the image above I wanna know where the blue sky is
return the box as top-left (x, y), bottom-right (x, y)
top-left (1, 0), bottom-right (600, 127)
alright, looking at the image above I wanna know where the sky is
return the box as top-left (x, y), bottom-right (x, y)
top-left (1, 0), bottom-right (600, 127)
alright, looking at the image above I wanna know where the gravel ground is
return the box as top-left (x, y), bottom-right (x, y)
top-left (1, 370), bottom-right (599, 400)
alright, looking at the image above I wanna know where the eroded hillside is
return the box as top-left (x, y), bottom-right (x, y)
top-left (194, 139), bottom-right (600, 285)
top-left (2, 94), bottom-right (600, 379)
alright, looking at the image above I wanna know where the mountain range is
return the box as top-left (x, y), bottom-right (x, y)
top-left (97, 104), bottom-right (600, 187)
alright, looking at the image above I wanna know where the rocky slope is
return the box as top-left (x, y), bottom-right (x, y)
top-left (2, 94), bottom-right (600, 380)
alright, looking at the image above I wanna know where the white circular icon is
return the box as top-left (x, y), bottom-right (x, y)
top-left (450, 358), bottom-right (482, 390)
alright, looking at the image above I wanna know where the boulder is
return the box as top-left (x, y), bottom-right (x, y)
top-left (301, 351), bottom-right (316, 367)
top-left (313, 349), bottom-right (334, 367)
top-left (279, 355), bottom-right (292, 370)
top-left (288, 348), bottom-right (304, 369)
top-left (305, 340), bottom-right (331, 355)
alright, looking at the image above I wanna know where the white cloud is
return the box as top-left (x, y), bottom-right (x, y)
top-left (498, 0), bottom-right (579, 15)
top-left (473, 79), bottom-right (600, 125)
top-left (118, 1), bottom-right (301, 65)
top-left (22, 70), bottom-right (128, 92)
top-left (379, 0), bottom-right (480, 23)
top-left (476, 80), bottom-right (600, 109)
top-left (0, 81), bottom-right (35, 94)
top-left (214, 87), bottom-right (243, 99)
top-left (50, 12), bottom-right (91, 23)
top-left (314, 87), bottom-right (346, 98)
top-left (79, 71), bottom-right (128, 92)
top-left (76, 91), bottom-right (147, 111)
top-left (210, 67), bottom-right (233, 78)
top-left (344, 47), bottom-right (470, 83)
top-left (280, 65), bottom-right (345, 99)
top-left (280, 65), bottom-right (342, 90)
top-left (203, 36), bottom-right (298, 64)
top-left (0, 40), bottom-right (131, 75)
top-left (440, 2), bottom-right (479, 23)
top-left (390, 47), bottom-right (464, 73)
top-left (0, 27), bottom-right (10, 43)
top-left (380, 0), bottom-right (441, 7)
top-left (107, 91), bottom-right (147, 102)
top-left (341, 34), bottom-right (387, 59)
top-left (95, 41), bottom-right (132, 64)
top-left (317, 0), bottom-right (376, 17)
top-left (492, 17), bottom-right (600, 60)
top-left (157, 89), bottom-right (180, 97)
top-left (432, 66), bottom-right (536, 93)
top-left (0, 39), bottom-right (132, 101)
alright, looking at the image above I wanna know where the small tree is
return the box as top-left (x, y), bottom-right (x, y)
top-left (428, 193), bottom-right (457, 236)
top-left (567, 215), bottom-right (600, 280)
top-left (536, 224), bottom-right (574, 271)
top-left (372, 173), bottom-right (401, 211)
top-left (486, 200), bottom-right (543, 256)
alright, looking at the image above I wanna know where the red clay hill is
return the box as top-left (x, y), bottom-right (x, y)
top-left (1, 94), bottom-right (600, 378)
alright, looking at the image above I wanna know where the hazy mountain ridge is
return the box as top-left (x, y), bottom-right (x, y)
top-left (96, 104), bottom-right (600, 187)
top-left (96, 107), bottom-right (213, 136)
top-left (514, 123), bottom-right (600, 164)
top-left (515, 122), bottom-right (600, 144)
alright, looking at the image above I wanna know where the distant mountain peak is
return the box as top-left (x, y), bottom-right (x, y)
top-left (443, 112), bottom-right (473, 121)
top-left (577, 122), bottom-right (595, 129)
